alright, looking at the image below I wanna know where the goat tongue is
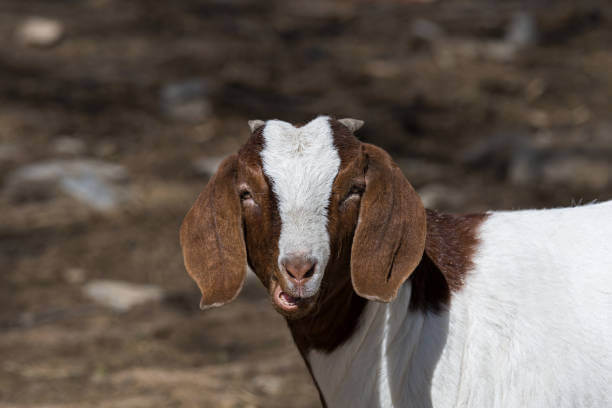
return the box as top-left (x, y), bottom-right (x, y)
top-left (280, 292), bottom-right (299, 305)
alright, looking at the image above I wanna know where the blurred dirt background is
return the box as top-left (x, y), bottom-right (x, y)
top-left (1, 0), bottom-right (612, 407)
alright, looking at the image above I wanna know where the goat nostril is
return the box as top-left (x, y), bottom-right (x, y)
top-left (286, 269), bottom-right (296, 279)
top-left (304, 265), bottom-right (315, 279)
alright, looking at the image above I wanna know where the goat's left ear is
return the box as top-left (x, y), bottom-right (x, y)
top-left (350, 144), bottom-right (427, 302)
top-left (180, 154), bottom-right (247, 310)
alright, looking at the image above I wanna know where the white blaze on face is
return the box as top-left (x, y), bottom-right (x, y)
top-left (260, 116), bottom-right (340, 296)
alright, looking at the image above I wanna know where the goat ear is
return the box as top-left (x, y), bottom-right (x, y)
top-left (180, 154), bottom-right (247, 310)
top-left (350, 144), bottom-right (427, 302)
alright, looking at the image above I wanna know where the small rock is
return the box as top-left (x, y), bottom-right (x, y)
top-left (506, 12), bottom-right (538, 48)
top-left (160, 79), bottom-right (211, 123)
top-left (363, 60), bottom-right (402, 79)
top-left (253, 375), bottom-right (283, 395)
top-left (53, 137), bottom-right (87, 156)
top-left (192, 156), bottom-right (224, 177)
top-left (83, 280), bottom-right (164, 312)
top-left (5, 159), bottom-right (130, 211)
top-left (412, 18), bottom-right (444, 42)
top-left (483, 41), bottom-right (518, 62)
top-left (63, 268), bottom-right (86, 284)
top-left (571, 106), bottom-right (591, 125)
top-left (60, 174), bottom-right (125, 211)
top-left (471, 12), bottom-right (538, 63)
top-left (16, 17), bottom-right (64, 48)
top-left (9, 159), bottom-right (127, 183)
top-left (528, 110), bottom-right (550, 128)
top-left (525, 78), bottom-right (546, 101)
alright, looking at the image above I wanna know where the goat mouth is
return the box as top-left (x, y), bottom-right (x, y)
top-left (273, 283), bottom-right (301, 312)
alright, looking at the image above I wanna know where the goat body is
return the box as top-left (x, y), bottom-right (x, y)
top-left (309, 203), bottom-right (612, 407)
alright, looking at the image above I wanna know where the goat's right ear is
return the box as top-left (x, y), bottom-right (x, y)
top-left (180, 154), bottom-right (247, 310)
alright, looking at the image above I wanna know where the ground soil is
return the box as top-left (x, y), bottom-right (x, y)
top-left (1, 0), bottom-right (612, 407)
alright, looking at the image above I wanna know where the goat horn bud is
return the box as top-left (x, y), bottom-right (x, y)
top-left (248, 120), bottom-right (265, 133)
top-left (338, 118), bottom-right (365, 133)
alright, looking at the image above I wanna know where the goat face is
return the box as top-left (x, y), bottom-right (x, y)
top-left (180, 116), bottom-right (427, 319)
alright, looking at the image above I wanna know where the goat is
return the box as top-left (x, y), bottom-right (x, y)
top-left (180, 116), bottom-right (612, 408)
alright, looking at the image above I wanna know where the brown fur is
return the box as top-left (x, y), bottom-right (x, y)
top-left (179, 155), bottom-right (247, 309)
top-left (350, 144), bottom-right (427, 302)
top-left (409, 210), bottom-right (488, 312)
top-left (236, 130), bottom-right (282, 291)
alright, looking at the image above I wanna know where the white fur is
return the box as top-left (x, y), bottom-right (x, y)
top-left (309, 200), bottom-right (612, 407)
top-left (260, 116), bottom-right (340, 297)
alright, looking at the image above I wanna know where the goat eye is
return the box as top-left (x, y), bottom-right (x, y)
top-left (343, 184), bottom-right (364, 204)
top-left (349, 184), bottom-right (364, 197)
top-left (240, 190), bottom-right (253, 201)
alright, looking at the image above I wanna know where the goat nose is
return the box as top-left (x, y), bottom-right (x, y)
top-left (281, 256), bottom-right (316, 283)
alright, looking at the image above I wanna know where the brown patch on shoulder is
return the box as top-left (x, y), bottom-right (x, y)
top-left (409, 209), bottom-right (488, 312)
